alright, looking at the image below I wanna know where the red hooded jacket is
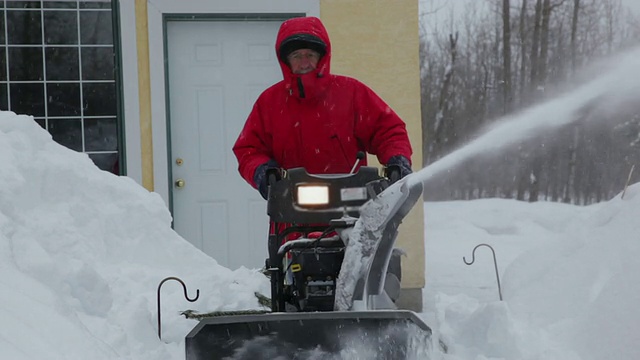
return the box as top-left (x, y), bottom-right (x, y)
top-left (233, 16), bottom-right (412, 189)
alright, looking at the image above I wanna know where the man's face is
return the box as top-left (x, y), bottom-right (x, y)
top-left (287, 49), bottom-right (321, 74)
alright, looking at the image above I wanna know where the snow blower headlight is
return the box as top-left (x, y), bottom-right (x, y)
top-left (297, 185), bottom-right (329, 206)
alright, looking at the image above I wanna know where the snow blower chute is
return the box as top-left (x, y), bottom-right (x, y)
top-left (185, 164), bottom-right (432, 359)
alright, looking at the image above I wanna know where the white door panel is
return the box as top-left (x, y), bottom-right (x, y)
top-left (166, 20), bottom-right (282, 269)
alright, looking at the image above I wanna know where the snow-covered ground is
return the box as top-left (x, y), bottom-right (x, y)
top-left (412, 45), bottom-right (640, 360)
top-left (2, 110), bottom-right (639, 359)
top-left (422, 195), bottom-right (640, 359)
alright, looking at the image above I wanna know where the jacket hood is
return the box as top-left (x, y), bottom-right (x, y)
top-left (275, 16), bottom-right (332, 81)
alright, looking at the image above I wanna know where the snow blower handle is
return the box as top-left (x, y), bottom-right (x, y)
top-left (266, 167), bottom-right (282, 187)
top-left (384, 155), bottom-right (411, 184)
top-left (385, 165), bottom-right (401, 184)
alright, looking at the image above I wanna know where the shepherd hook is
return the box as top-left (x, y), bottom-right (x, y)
top-left (157, 276), bottom-right (200, 340)
top-left (463, 243), bottom-right (503, 301)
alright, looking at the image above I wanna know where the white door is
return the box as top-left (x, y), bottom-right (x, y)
top-left (166, 20), bottom-right (283, 269)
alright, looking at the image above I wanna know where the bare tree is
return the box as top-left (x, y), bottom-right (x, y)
top-left (529, 0), bottom-right (543, 93)
top-left (570, 0), bottom-right (581, 72)
top-left (603, 0), bottom-right (621, 54)
top-left (419, 0), bottom-right (639, 204)
top-left (518, 0), bottom-right (529, 100)
top-left (430, 32), bottom-right (459, 162)
top-left (537, 0), bottom-right (565, 90)
top-left (502, 0), bottom-right (513, 113)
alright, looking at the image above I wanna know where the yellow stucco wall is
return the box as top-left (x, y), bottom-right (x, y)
top-left (134, 0), bottom-right (154, 191)
top-left (320, 0), bottom-right (425, 289)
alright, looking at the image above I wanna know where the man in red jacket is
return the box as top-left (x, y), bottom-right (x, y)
top-left (233, 16), bottom-right (413, 199)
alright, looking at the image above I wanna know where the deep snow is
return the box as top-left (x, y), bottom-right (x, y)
top-left (2, 110), bottom-right (639, 359)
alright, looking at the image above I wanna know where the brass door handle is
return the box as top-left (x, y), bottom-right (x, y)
top-left (175, 179), bottom-right (186, 188)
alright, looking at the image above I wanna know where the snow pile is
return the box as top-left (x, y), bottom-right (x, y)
top-left (423, 186), bottom-right (640, 360)
top-left (503, 184), bottom-right (640, 360)
top-left (0, 111), bottom-right (269, 359)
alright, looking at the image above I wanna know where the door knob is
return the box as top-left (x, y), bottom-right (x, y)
top-left (175, 178), bottom-right (186, 188)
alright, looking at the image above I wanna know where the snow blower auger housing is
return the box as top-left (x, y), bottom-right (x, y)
top-left (186, 165), bottom-right (432, 359)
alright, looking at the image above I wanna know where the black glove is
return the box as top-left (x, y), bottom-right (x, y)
top-left (253, 159), bottom-right (280, 200)
top-left (386, 155), bottom-right (412, 182)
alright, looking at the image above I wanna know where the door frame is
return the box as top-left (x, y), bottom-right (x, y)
top-left (162, 14), bottom-right (302, 212)
top-left (119, 0), bottom-right (319, 206)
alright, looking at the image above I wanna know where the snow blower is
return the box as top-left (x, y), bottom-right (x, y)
top-left (185, 162), bottom-right (432, 359)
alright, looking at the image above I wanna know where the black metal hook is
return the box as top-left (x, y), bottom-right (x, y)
top-left (157, 276), bottom-right (200, 340)
top-left (463, 243), bottom-right (503, 301)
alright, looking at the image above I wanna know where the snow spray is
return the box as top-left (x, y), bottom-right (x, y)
top-left (407, 46), bottom-right (640, 189)
top-left (334, 47), bottom-right (640, 354)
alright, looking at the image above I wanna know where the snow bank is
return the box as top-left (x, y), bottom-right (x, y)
top-left (425, 184), bottom-right (640, 360)
top-left (0, 111), bottom-right (269, 359)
